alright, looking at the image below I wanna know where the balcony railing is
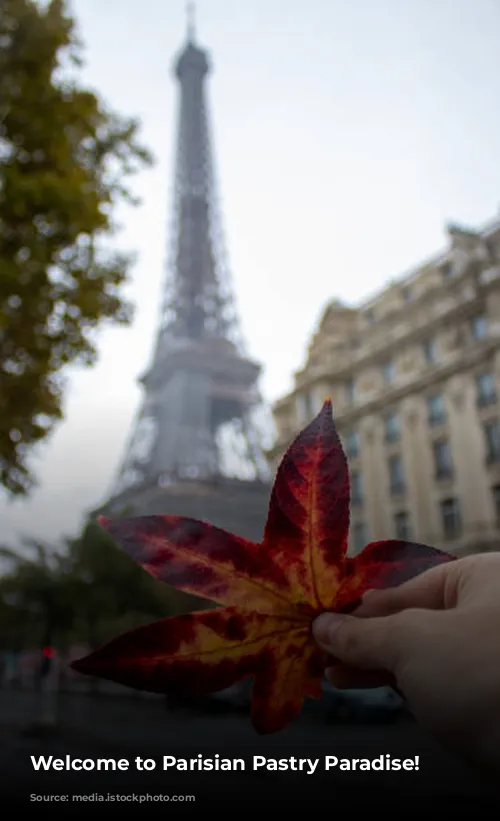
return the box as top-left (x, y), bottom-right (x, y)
top-left (389, 480), bottom-right (405, 496)
top-left (435, 467), bottom-right (454, 480)
top-left (477, 393), bottom-right (497, 409)
top-left (428, 413), bottom-right (447, 427)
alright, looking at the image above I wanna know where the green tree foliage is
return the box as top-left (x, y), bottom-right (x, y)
top-left (0, 0), bottom-right (153, 495)
top-left (0, 519), bottom-right (207, 651)
top-left (0, 539), bottom-right (75, 650)
top-left (65, 520), bottom-right (176, 647)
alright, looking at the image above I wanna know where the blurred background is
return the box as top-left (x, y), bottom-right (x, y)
top-left (1, 0), bottom-right (499, 800)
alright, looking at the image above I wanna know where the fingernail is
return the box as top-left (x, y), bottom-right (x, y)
top-left (312, 613), bottom-right (347, 647)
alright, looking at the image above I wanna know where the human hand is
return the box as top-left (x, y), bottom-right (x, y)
top-left (313, 553), bottom-right (500, 774)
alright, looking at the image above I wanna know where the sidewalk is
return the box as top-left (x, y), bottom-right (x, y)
top-left (0, 688), bottom-right (333, 748)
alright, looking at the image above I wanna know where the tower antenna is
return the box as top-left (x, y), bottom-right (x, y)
top-left (187, 1), bottom-right (196, 41)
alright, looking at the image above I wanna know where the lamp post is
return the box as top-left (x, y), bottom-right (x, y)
top-left (26, 605), bottom-right (59, 737)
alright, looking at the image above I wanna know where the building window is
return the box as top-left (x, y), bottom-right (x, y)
top-left (483, 420), bottom-right (500, 464)
top-left (352, 522), bottom-right (366, 554)
top-left (345, 379), bottom-right (356, 405)
top-left (296, 392), bottom-right (313, 422)
top-left (492, 485), bottom-right (500, 526)
top-left (384, 411), bottom-right (400, 443)
top-left (476, 372), bottom-right (497, 407)
top-left (388, 454), bottom-right (405, 494)
top-left (427, 393), bottom-right (446, 426)
top-left (346, 429), bottom-right (359, 458)
top-left (394, 512), bottom-right (412, 540)
top-left (351, 470), bottom-right (363, 505)
top-left (471, 314), bottom-right (488, 340)
top-left (441, 261), bottom-right (453, 280)
top-left (440, 498), bottom-right (462, 540)
top-left (423, 338), bottom-right (436, 364)
top-left (382, 359), bottom-right (395, 384)
top-left (310, 390), bottom-right (326, 416)
top-left (433, 439), bottom-right (453, 479)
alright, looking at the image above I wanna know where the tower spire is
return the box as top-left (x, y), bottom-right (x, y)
top-left (186, 1), bottom-right (196, 42)
top-left (107, 25), bottom-right (273, 506)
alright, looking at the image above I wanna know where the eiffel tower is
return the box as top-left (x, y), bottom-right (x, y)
top-left (103, 10), bottom-right (272, 542)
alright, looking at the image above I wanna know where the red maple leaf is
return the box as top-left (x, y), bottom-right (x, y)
top-left (71, 400), bottom-right (454, 733)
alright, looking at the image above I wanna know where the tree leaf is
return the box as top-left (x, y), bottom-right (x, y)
top-left (335, 539), bottom-right (455, 612)
top-left (98, 515), bottom-right (296, 616)
top-left (263, 400), bottom-right (350, 611)
top-left (72, 607), bottom-right (321, 734)
top-left (72, 401), bottom-right (455, 733)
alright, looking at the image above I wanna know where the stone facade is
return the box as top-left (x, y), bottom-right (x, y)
top-left (267, 217), bottom-right (500, 557)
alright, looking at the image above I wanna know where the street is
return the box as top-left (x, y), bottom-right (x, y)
top-left (0, 689), bottom-right (497, 806)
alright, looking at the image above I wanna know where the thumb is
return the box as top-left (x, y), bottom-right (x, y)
top-left (313, 611), bottom-right (412, 673)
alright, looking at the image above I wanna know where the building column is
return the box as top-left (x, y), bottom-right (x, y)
top-left (360, 415), bottom-right (388, 541)
top-left (400, 397), bottom-right (434, 543)
top-left (446, 373), bottom-right (491, 540)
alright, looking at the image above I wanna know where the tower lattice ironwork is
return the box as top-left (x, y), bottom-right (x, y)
top-left (109, 15), bottom-right (272, 506)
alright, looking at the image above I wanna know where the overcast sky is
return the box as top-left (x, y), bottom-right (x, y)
top-left (2, 0), bottom-right (500, 546)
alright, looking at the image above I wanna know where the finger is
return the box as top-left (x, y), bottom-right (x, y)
top-left (313, 609), bottom-right (429, 672)
top-left (353, 560), bottom-right (460, 618)
top-left (326, 665), bottom-right (395, 691)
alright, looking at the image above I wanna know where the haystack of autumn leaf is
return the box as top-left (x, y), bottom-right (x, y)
top-left (72, 402), bottom-right (453, 733)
